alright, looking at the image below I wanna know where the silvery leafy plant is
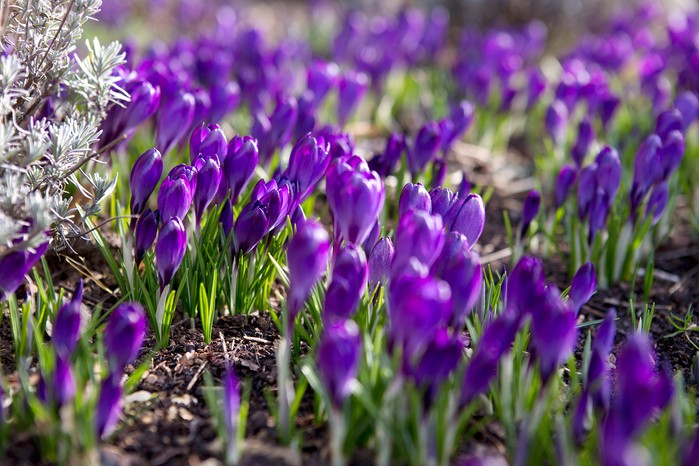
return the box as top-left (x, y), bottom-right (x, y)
top-left (0, 0), bottom-right (127, 286)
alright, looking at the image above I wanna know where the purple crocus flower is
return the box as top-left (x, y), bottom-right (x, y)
top-left (388, 274), bottom-right (452, 362)
top-left (572, 117), bottom-right (594, 167)
top-left (134, 209), bottom-right (159, 265)
top-left (398, 182), bottom-right (432, 218)
top-left (409, 328), bottom-right (464, 405)
top-left (324, 244), bottom-right (368, 321)
top-left (521, 190), bottom-right (540, 237)
top-left (122, 79), bottom-right (161, 133)
top-left (95, 373), bottom-right (123, 438)
top-left (600, 334), bottom-right (674, 466)
top-left (219, 198), bottom-right (234, 237)
top-left (326, 157), bottom-right (385, 245)
top-left (287, 219), bottom-right (330, 326)
top-left (284, 133), bottom-right (331, 203)
top-left (208, 81), bottom-right (241, 124)
top-left (526, 67), bottom-right (547, 109)
top-left (655, 109), bottom-right (683, 141)
top-left (129, 148), bottom-right (163, 217)
top-left (443, 193), bottom-right (485, 247)
top-left (506, 256), bottom-right (546, 317)
top-left (155, 218), bottom-right (187, 290)
top-left (431, 233), bottom-right (483, 328)
top-left (569, 262), bottom-right (596, 314)
top-left (645, 182), bottom-right (670, 225)
top-left (391, 210), bottom-right (445, 276)
top-left (223, 136), bottom-right (259, 206)
top-left (430, 187), bottom-right (456, 219)
top-left (338, 71), bottom-right (368, 126)
top-left (157, 165), bottom-right (196, 221)
top-left (660, 130), bottom-right (685, 181)
top-left (368, 133), bottom-right (406, 178)
top-left (675, 91), bottom-right (699, 129)
top-left (440, 101), bottom-right (475, 151)
top-left (234, 181), bottom-right (290, 254)
top-left (554, 165), bottom-right (577, 209)
top-left (53, 355), bottom-right (76, 407)
top-left (368, 236), bottom-right (394, 288)
top-left (307, 60), bottom-right (339, 107)
top-left (156, 90), bottom-right (195, 155)
top-left (52, 280), bottom-right (83, 358)
top-left (317, 319), bottom-right (362, 407)
top-left (104, 302), bottom-right (147, 371)
top-left (268, 96), bottom-right (299, 156)
top-left (545, 99), bottom-right (568, 145)
top-left (408, 122), bottom-right (441, 178)
top-left (0, 242), bottom-right (49, 302)
top-left (189, 123), bottom-right (227, 164)
top-left (193, 154), bottom-right (222, 226)
top-left (630, 134), bottom-right (662, 212)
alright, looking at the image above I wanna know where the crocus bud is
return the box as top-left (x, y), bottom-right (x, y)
top-left (157, 165), bottom-right (196, 221)
top-left (326, 157), bottom-right (385, 245)
top-left (324, 244), bottom-right (368, 321)
top-left (287, 219), bottom-right (330, 324)
top-left (630, 134), bottom-right (662, 211)
top-left (655, 108), bottom-right (683, 140)
top-left (526, 67), bottom-right (547, 109)
top-left (392, 210), bottom-right (445, 275)
top-left (52, 280), bottom-right (83, 358)
top-left (96, 373), bottom-right (122, 438)
top-left (588, 308), bottom-right (615, 411)
top-left (285, 134), bottom-right (330, 203)
top-left (594, 146), bottom-right (621, 200)
top-left (675, 91), bottom-right (699, 129)
top-left (430, 187), bottom-right (455, 219)
top-left (506, 255), bottom-right (546, 316)
top-left (408, 122), bottom-right (441, 177)
top-left (361, 220), bottom-right (380, 254)
top-left (409, 329), bottom-right (464, 406)
top-left (129, 148), bottom-right (163, 216)
top-left (440, 100), bottom-right (474, 151)
top-left (443, 193), bottom-right (485, 247)
top-left (53, 355), bottom-right (76, 406)
top-left (193, 154), bottom-right (222, 226)
top-left (368, 133), bottom-right (406, 178)
top-left (307, 60), bottom-right (339, 107)
top-left (234, 201), bottom-right (271, 255)
top-left (368, 236), bottom-right (394, 288)
top-left (155, 218), bottom-right (187, 290)
top-left (208, 81), bottom-right (241, 124)
top-left (645, 182), bottom-right (670, 225)
top-left (317, 319), bottom-right (362, 407)
top-left (220, 198), bottom-right (234, 237)
top-left (269, 96), bottom-right (299, 153)
top-left (545, 99), bottom-right (568, 145)
top-left (338, 71), bottom-right (368, 126)
top-left (457, 172), bottom-right (471, 199)
top-left (569, 262), bottom-right (596, 314)
top-left (189, 123), bottom-right (227, 164)
top-left (105, 302), bottom-right (147, 371)
top-left (521, 190), bottom-right (540, 237)
top-left (134, 209), bottom-right (159, 264)
top-left (660, 130), bottom-right (685, 180)
top-left (156, 90), bottom-right (195, 154)
top-left (0, 242), bottom-right (49, 302)
top-left (223, 136), bottom-right (259, 206)
top-left (123, 80), bottom-right (161, 132)
top-left (554, 165), bottom-right (577, 209)
top-left (399, 182), bottom-right (432, 218)
top-left (571, 117), bottom-right (594, 167)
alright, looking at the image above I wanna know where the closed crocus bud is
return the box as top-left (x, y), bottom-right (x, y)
top-left (105, 302), bottom-right (146, 371)
top-left (193, 154), bottom-right (222, 226)
top-left (571, 117), bottom-right (594, 167)
top-left (392, 210), bottom-right (445, 275)
top-left (430, 187), bottom-right (455, 219)
top-left (157, 176), bottom-right (193, 221)
top-left (324, 244), bottom-right (368, 321)
top-left (317, 319), bottom-right (362, 407)
top-left (594, 146), bottom-right (621, 200)
top-left (399, 182), bottom-right (431, 218)
top-left (506, 255), bottom-right (546, 316)
top-left (368, 236), bottom-right (394, 288)
top-left (660, 130), bottom-right (685, 180)
top-left (440, 101), bottom-right (474, 151)
top-left (134, 209), bottom-right (159, 264)
top-left (458, 172), bottom-right (471, 199)
top-left (287, 219), bottom-right (330, 323)
top-left (307, 60), bottom-right (339, 107)
top-left (326, 157), bottom-right (385, 245)
top-left (368, 133), bottom-right (406, 178)
top-left (129, 148), bottom-right (163, 216)
top-left (388, 274), bottom-right (452, 360)
top-left (220, 198), bottom-right (234, 237)
top-left (554, 165), bottom-right (577, 209)
top-left (587, 308), bottom-right (616, 411)
top-left (655, 108), bottom-right (683, 140)
top-left (645, 182), bottom-right (670, 225)
top-left (189, 123), bottom-right (227, 164)
top-left (234, 202), bottom-right (271, 255)
top-left (361, 220), bottom-right (380, 254)
top-left (521, 190), bottom-right (540, 237)
top-left (675, 91), bottom-right (699, 129)
top-left (156, 218), bottom-right (187, 290)
top-left (95, 373), bottom-right (122, 438)
top-left (156, 90), bottom-right (195, 155)
top-left (408, 122), bottom-right (441, 177)
top-left (431, 233), bottom-right (483, 327)
top-left (576, 164), bottom-right (597, 219)
top-left (0, 243), bottom-right (49, 302)
top-left (269, 96), bottom-right (298, 151)
top-left (443, 193), bottom-right (485, 247)
top-left (630, 134), bottom-right (662, 211)
top-left (123, 80), bottom-right (161, 132)
top-left (545, 99), bottom-right (568, 145)
top-left (285, 133), bottom-right (331, 203)
top-left (53, 355), bottom-right (76, 406)
top-left (338, 71), bottom-right (368, 126)
top-left (409, 329), bottom-right (464, 405)
top-left (530, 286), bottom-right (578, 382)
top-left (223, 136), bottom-right (259, 206)
top-left (526, 67), bottom-right (547, 109)
top-left (208, 81), bottom-right (241, 124)
top-left (52, 280), bottom-right (83, 358)
top-left (569, 262), bottom-right (596, 314)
